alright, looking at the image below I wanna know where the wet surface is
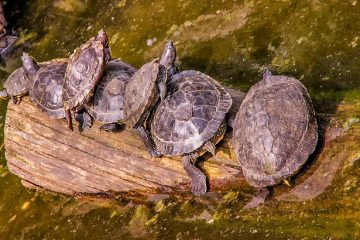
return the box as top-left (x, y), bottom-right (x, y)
top-left (0, 0), bottom-right (359, 239)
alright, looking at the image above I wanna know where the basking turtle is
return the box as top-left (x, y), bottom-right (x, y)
top-left (21, 53), bottom-right (68, 119)
top-left (150, 70), bottom-right (232, 196)
top-left (124, 41), bottom-right (176, 157)
top-left (82, 59), bottom-right (137, 131)
top-left (232, 71), bottom-right (318, 208)
top-left (63, 29), bottom-right (110, 130)
top-left (0, 66), bottom-right (29, 104)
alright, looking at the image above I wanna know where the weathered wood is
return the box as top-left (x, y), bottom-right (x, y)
top-left (4, 90), bottom-right (246, 196)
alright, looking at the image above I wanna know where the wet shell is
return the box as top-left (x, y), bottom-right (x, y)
top-left (63, 37), bottom-right (106, 111)
top-left (85, 59), bottom-right (136, 123)
top-left (151, 70), bottom-right (232, 156)
top-left (30, 59), bottom-right (68, 119)
top-left (124, 59), bottom-right (160, 128)
top-left (232, 74), bottom-right (318, 188)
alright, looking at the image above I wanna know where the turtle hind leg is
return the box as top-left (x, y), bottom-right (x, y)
top-left (182, 154), bottom-right (207, 196)
top-left (99, 123), bottom-right (123, 132)
top-left (244, 187), bottom-right (270, 209)
top-left (75, 110), bottom-right (93, 132)
top-left (135, 124), bottom-right (161, 157)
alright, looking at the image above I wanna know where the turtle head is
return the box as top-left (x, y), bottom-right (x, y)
top-left (21, 52), bottom-right (39, 79)
top-left (96, 29), bottom-right (111, 61)
top-left (159, 41), bottom-right (177, 76)
top-left (263, 70), bottom-right (273, 83)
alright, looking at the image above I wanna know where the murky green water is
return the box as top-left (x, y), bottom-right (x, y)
top-left (0, 0), bottom-right (359, 239)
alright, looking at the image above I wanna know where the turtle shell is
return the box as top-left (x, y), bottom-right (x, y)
top-left (62, 36), bottom-right (106, 111)
top-left (232, 74), bottom-right (318, 188)
top-left (151, 70), bottom-right (232, 156)
top-left (124, 59), bottom-right (160, 128)
top-left (3, 67), bottom-right (30, 97)
top-left (85, 59), bottom-right (136, 123)
top-left (30, 59), bottom-right (68, 119)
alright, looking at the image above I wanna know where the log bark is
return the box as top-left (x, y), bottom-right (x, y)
top-left (4, 90), bottom-right (246, 196)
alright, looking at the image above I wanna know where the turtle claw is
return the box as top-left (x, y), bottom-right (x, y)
top-left (148, 147), bottom-right (162, 158)
top-left (191, 178), bottom-right (207, 196)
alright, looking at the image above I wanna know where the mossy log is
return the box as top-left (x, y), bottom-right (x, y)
top-left (4, 89), bottom-right (246, 196)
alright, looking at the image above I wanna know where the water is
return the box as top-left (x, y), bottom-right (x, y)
top-left (0, 0), bottom-right (359, 239)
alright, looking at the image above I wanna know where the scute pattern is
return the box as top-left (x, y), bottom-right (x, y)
top-left (151, 70), bottom-right (232, 156)
top-left (30, 60), bottom-right (67, 119)
top-left (4, 67), bottom-right (30, 96)
top-left (63, 39), bottom-right (105, 110)
top-left (233, 75), bottom-right (318, 188)
top-left (86, 59), bottom-right (136, 123)
top-left (124, 59), bottom-right (160, 128)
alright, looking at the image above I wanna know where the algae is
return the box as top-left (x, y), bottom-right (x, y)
top-left (0, 0), bottom-right (359, 239)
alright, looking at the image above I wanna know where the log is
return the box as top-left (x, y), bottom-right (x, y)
top-left (4, 90), bottom-right (246, 196)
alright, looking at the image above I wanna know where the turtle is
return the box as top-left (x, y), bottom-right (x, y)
top-left (20, 53), bottom-right (68, 119)
top-left (62, 29), bottom-right (110, 130)
top-left (0, 66), bottom-right (30, 104)
top-left (0, 52), bottom-right (50, 103)
top-left (232, 71), bottom-right (318, 208)
top-left (124, 41), bottom-right (177, 157)
top-left (81, 59), bottom-right (137, 131)
top-left (0, 4), bottom-right (17, 59)
top-left (150, 70), bottom-right (232, 196)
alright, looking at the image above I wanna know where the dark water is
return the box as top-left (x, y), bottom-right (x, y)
top-left (0, 0), bottom-right (359, 239)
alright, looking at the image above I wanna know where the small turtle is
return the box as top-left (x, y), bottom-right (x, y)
top-left (21, 53), bottom-right (68, 119)
top-left (82, 59), bottom-right (137, 131)
top-left (232, 71), bottom-right (318, 208)
top-left (150, 70), bottom-right (232, 196)
top-left (63, 29), bottom-right (110, 130)
top-left (0, 66), bottom-right (30, 104)
top-left (124, 42), bottom-right (176, 157)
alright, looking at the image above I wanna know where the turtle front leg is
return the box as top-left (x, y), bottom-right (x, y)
top-left (134, 110), bottom-right (161, 157)
top-left (65, 109), bottom-right (73, 131)
top-left (75, 110), bottom-right (93, 132)
top-left (99, 123), bottom-right (123, 132)
top-left (135, 124), bottom-right (161, 157)
top-left (10, 95), bottom-right (17, 104)
top-left (244, 187), bottom-right (270, 209)
top-left (182, 153), bottom-right (207, 196)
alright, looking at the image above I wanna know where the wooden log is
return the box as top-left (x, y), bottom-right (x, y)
top-left (4, 90), bottom-right (246, 196)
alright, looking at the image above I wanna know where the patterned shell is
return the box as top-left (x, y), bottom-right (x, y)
top-left (151, 70), bottom-right (232, 156)
top-left (232, 74), bottom-right (318, 188)
top-left (30, 59), bottom-right (68, 119)
top-left (4, 67), bottom-right (30, 96)
top-left (85, 59), bottom-right (137, 123)
top-left (62, 37), bottom-right (106, 111)
top-left (124, 59), bottom-right (160, 128)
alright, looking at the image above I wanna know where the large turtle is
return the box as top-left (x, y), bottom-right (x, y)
top-left (150, 70), bottom-right (232, 196)
top-left (21, 53), bottom-right (68, 119)
top-left (232, 71), bottom-right (318, 208)
top-left (82, 59), bottom-right (137, 131)
top-left (124, 41), bottom-right (176, 157)
top-left (63, 29), bottom-right (110, 130)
